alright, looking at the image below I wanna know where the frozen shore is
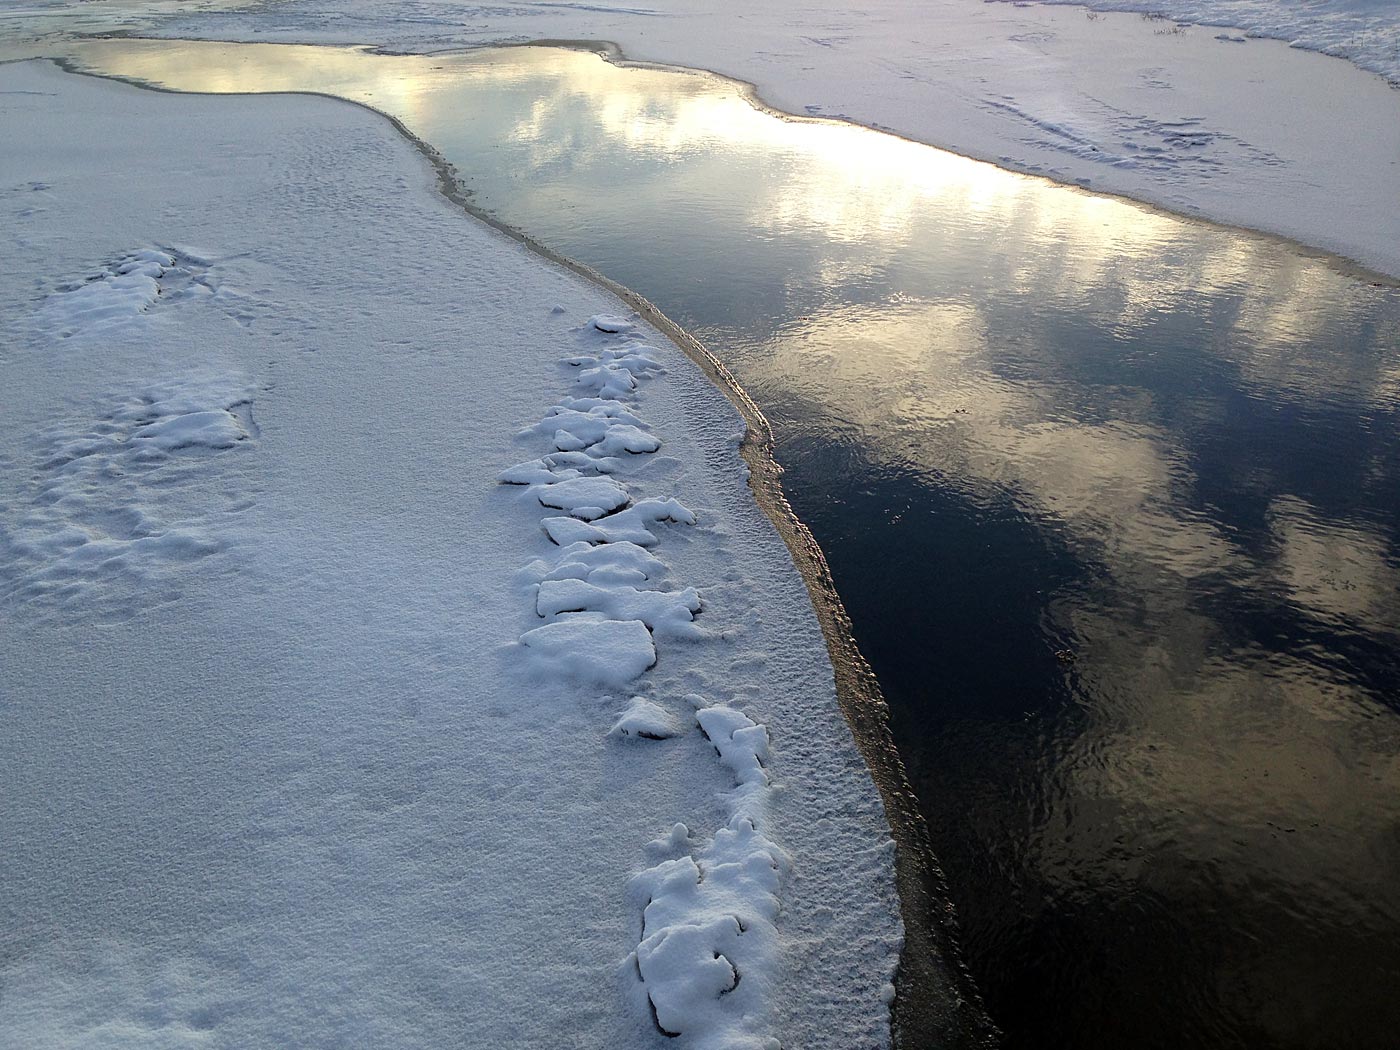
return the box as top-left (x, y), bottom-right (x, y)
top-left (0, 60), bottom-right (905, 1048)
top-left (103, 0), bottom-right (1400, 279)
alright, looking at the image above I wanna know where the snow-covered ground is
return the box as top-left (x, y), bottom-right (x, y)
top-left (995, 0), bottom-right (1400, 84)
top-left (43, 0), bottom-right (1395, 278)
top-left (0, 60), bottom-right (902, 1048)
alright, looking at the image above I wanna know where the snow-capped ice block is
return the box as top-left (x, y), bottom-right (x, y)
top-left (589, 313), bottom-right (634, 333)
top-left (541, 498), bottom-right (696, 547)
top-left (497, 459), bottom-right (583, 485)
top-left (519, 541), bottom-right (669, 591)
top-left (518, 619), bottom-right (655, 686)
top-left (609, 697), bottom-right (682, 740)
top-left (628, 815), bottom-right (788, 1047)
top-left (533, 476), bottom-right (630, 520)
top-left (536, 579), bottom-right (701, 638)
top-left (497, 449), bottom-right (624, 485)
top-left (133, 409), bottom-right (247, 451)
top-left (696, 706), bottom-right (770, 787)
top-left (36, 248), bottom-right (174, 338)
top-left (523, 402), bottom-right (659, 459)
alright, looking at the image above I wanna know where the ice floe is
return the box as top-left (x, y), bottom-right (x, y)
top-left (519, 617), bottom-right (657, 686)
top-left (610, 696), bottom-right (684, 740)
top-left (532, 474), bottom-right (631, 519)
top-left (541, 498), bottom-right (696, 547)
top-left (536, 578), bottom-right (702, 638)
top-left (628, 814), bottom-right (788, 1048)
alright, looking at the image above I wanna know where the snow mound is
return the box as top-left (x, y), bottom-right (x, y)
top-left (542, 498), bottom-right (696, 547)
top-left (498, 314), bottom-right (788, 1046)
top-left (610, 696), bottom-right (684, 740)
top-left (34, 248), bottom-right (174, 337)
top-left (498, 450), bottom-right (623, 484)
top-left (589, 313), bottom-right (635, 333)
top-left (519, 618), bottom-right (656, 686)
top-left (1, 374), bottom-right (254, 620)
top-left (696, 704), bottom-right (771, 787)
top-left (134, 408), bottom-right (248, 451)
top-left (628, 814), bottom-right (788, 1047)
top-left (536, 578), bottom-right (702, 639)
top-left (523, 400), bottom-right (660, 459)
top-left (533, 474), bottom-right (632, 520)
top-left (523, 539), bottom-right (669, 588)
top-left (568, 346), bottom-right (664, 398)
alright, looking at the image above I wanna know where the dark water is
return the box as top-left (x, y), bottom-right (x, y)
top-left (63, 41), bottom-right (1400, 1049)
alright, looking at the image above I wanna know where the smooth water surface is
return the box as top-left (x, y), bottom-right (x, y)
top-left (57, 40), bottom-right (1400, 1049)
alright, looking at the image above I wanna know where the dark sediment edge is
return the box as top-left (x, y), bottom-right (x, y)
top-left (29, 45), bottom-right (1004, 1047)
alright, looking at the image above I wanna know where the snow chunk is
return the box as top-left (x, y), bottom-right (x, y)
top-left (133, 409), bottom-right (247, 451)
top-left (533, 475), bottom-right (631, 520)
top-left (589, 313), bottom-right (634, 333)
top-left (628, 815), bottom-right (788, 1047)
top-left (610, 697), bottom-right (683, 740)
top-left (497, 449), bottom-right (624, 485)
top-left (567, 346), bottom-right (664, 399)
top-left (519, 540), bottom-right (670, 592)
top-left (541, 498), bottom-right (696, 547)
top-left (696, 705), bottom-right (770, 787)
top-left (537, 578), bottom-right (702, 639)
top-left (36, 248), bottom-right (175, 338)
top-left (518, 618), bottom-right (655, 686)
top-left (522, 402), bottom-right (659, 459)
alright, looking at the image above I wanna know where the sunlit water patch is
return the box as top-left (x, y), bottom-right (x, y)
top-left (43, 39), bottom-right (1400, 1050)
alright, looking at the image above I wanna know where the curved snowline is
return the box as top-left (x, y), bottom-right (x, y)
top-left (37, 48), bottom-right (997, 1047)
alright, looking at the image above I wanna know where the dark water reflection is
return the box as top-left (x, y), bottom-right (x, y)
top-left (61, 41), bottom-right (1400, 1049)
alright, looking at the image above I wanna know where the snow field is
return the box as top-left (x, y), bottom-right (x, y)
top-left (499, 320), bottom-right (788, 1046)
top-left (3, 60), bottom-right (904, 1050)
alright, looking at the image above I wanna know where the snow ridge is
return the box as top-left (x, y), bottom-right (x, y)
top-left (500, 312), bottom-right (786, 1047)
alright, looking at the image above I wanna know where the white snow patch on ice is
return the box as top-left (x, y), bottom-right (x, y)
top-left (532, 474), bottom-right (632, 519)
top-left (590, 312), bottom-right (635, 333)
top-left (628, 815), bottom-right (788, 1047)
top-left (696, 703), bottom-right (771, 788)
top-left (518, 616), bottom-right (657, 685)
top-left (34, 248), bottom-right (175, 338)
top-left (610, 696), bottom-right (684, 740)
top-left (520, 539), bottom-right (669, 587)
top-left (536, 577), bottom-right (702, 638)
top-left (541, 497), bottom-right (696, 547)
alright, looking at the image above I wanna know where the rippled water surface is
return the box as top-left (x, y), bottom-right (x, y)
top-left (53, 40), bottom-right (1400, 1049)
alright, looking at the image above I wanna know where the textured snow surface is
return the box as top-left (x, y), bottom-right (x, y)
top-left (126, 0), bottom-right (1400, 277)
top-left (999, 0), bottom-right (1400, 84)
top-left (0, 62), bottom-right (902, 1049)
